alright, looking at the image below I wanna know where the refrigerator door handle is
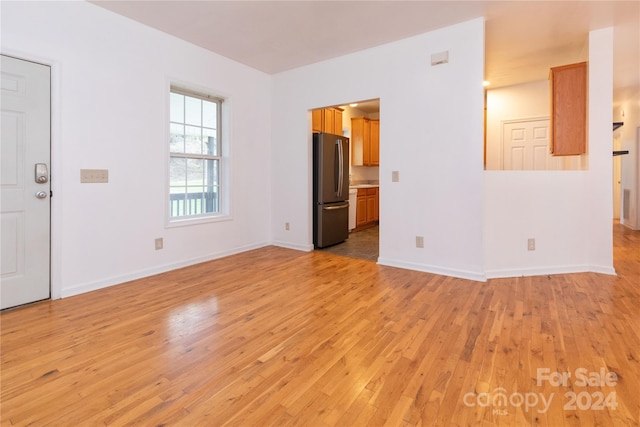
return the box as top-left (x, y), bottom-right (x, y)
top-left (336, 140), bottom-right (343, 198)
top-left (323, 203), bottom-right (349, 211)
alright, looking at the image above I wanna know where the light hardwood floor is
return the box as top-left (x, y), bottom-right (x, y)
top-left (1, 224), bottom-right (639, 426)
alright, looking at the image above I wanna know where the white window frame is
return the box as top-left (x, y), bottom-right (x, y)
top-left (167, 83), bottom-right (230, 226)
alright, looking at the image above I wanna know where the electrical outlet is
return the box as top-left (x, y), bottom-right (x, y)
top-left (285, 222), bottom-right (290, 231)
top-left (80, 169), bottom-right (109, 183)
top-left (528, 238), bottom-right (535, 251)
top-left (416, 236), bottom-right (424, 248)
top-left (155, 238), bottom-right (163, 250)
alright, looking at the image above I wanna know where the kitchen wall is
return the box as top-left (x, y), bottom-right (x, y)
top-left (2, 2), bottom-right (272, 297)
top-left (272, 18), bottom-right (487, 280)
top-left (350, 166), bottom-right (379, 185)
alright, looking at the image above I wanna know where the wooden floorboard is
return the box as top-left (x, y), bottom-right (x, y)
top-left (1, 223), bottom-right (639, 426)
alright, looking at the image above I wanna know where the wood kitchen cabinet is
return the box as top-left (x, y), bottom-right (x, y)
top-left (355, 187), bottom-right (379, 229)
top-left (366, 193), bottom-right (377, 223)
top-left (312, 107), bottom-right (343, 135)
top-left (351, 117), bottom-right (379, 166)
top-left (311, 109), bottom-right (323, 133)
top-left (356, 193), bottom-right (367, 227)
top-left (370, 119), bottom-right (379, 166)
top-left (549, 62), bottom-right (587, 156)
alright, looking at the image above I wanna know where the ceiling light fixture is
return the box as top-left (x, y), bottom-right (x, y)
top-left (349, 103), bottom-right (358, 107)
top-left (483, 81), bottom-right (491, 87)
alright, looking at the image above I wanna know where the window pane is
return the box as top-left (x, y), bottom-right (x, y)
top-left (203, 128), bottom-right (217, 156)
top-left (204, 184), bottom-right (219, 213)
top-left (205, 159), bottom-right (219, 214)
top-left (169, 188), bottom-right (186, 217)
top-left (185, 125), bottom-right (202, 154)
top-left (203, 100), bottom-right (217, 128)
top-left (205, 159), bottom-right (219, 187)
top-left (169, 157), bottom-right (187, 186)
top-left (187, 186), bottom-right (204, 216)
top-left (170, 123), bottom-right (185, 153)
top-left (185, 96), bottom-right (201, 126)
top-left (187, 158), bottom-right (204, 186)
top-left (170, 93), bottom-right (184, 123)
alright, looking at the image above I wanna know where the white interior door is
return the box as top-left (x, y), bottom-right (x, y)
top-left (503, 118), bottom-right (562, 170)
top-left (1, 55), bottom-right (51, 309)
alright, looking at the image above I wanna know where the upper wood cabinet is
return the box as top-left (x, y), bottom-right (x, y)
top-left (311, 107), bottom-right (343, 135)
top-left (325, 108), bottom-right (342, 135)
top-left (351, 117), bottom-right (379, 166)
top-left (370, 119), bottom-right (379, 166)
top-left (549, 62), bottom-right (587, 156)
top-left (311, 109), bottom-right (323, 133)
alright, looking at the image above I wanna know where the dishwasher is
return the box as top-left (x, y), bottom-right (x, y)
top-left (348, 188), bottom-right (357, 232)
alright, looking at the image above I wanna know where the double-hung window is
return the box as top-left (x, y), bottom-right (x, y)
top-left (169, 87), bottom-right (223, 220)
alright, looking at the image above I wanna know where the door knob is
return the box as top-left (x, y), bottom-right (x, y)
top-left (35, 191), bottom-right (47, 199)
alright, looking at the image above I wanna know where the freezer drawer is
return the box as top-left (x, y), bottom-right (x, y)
top-left (314, 202), bottom-right (349, 248)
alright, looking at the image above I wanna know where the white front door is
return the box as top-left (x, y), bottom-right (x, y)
top-left (1, 55), bottom-right (51, 309)
top-left (503, 118), bottom-right (562, 170)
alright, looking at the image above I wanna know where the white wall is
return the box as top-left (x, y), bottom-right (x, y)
top-left (271, 19), bottom-right (486, 281)
top-left (484, 27), bottom-right (615, 278)
top-left (586, 28), bottom-right (615, 272)
top-left (2, 1), bottom-right (272, 297)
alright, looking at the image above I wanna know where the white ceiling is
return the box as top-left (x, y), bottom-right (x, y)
top-left (92, 1), bottom-right (639, 90)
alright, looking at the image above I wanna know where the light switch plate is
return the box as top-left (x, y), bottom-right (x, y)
top-left (392, 171), bottom-right (399, 182)
top-left (80, 169), bottom-right (108, 183)
top-left (528, 238), bottom-right (536, 251)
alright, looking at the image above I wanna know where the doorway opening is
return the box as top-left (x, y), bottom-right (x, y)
top-left (310, 98), bottom-right (380, 262)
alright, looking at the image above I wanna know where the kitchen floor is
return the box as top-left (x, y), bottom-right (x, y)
top-left (319, 225), bottom-right (379, 261)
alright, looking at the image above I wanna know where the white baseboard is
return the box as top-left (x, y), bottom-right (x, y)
top-left (377, 257), bottom-right (487, 282)
top-left (60, 243), bottom-right (618, 299)
top-left (271, 240), bottom-right (314, 252)
top-left (60, 242), bottom-right (270, 298)
top-left (485, 264), bottom-right (617, 279)
top-left (587, 265), bottom-right (617, 276)
top-left (621, 220), bottom-right (639, 231)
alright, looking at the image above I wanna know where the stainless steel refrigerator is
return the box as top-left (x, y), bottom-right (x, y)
top-left (313, 132), bottom-right (349, 248)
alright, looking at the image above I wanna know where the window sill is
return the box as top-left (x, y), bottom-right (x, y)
top-left (166, 213), bottom-right (232, 228)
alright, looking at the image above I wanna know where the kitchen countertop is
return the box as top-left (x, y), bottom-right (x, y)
top-left (349, 184), bottom-right (379, 189)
